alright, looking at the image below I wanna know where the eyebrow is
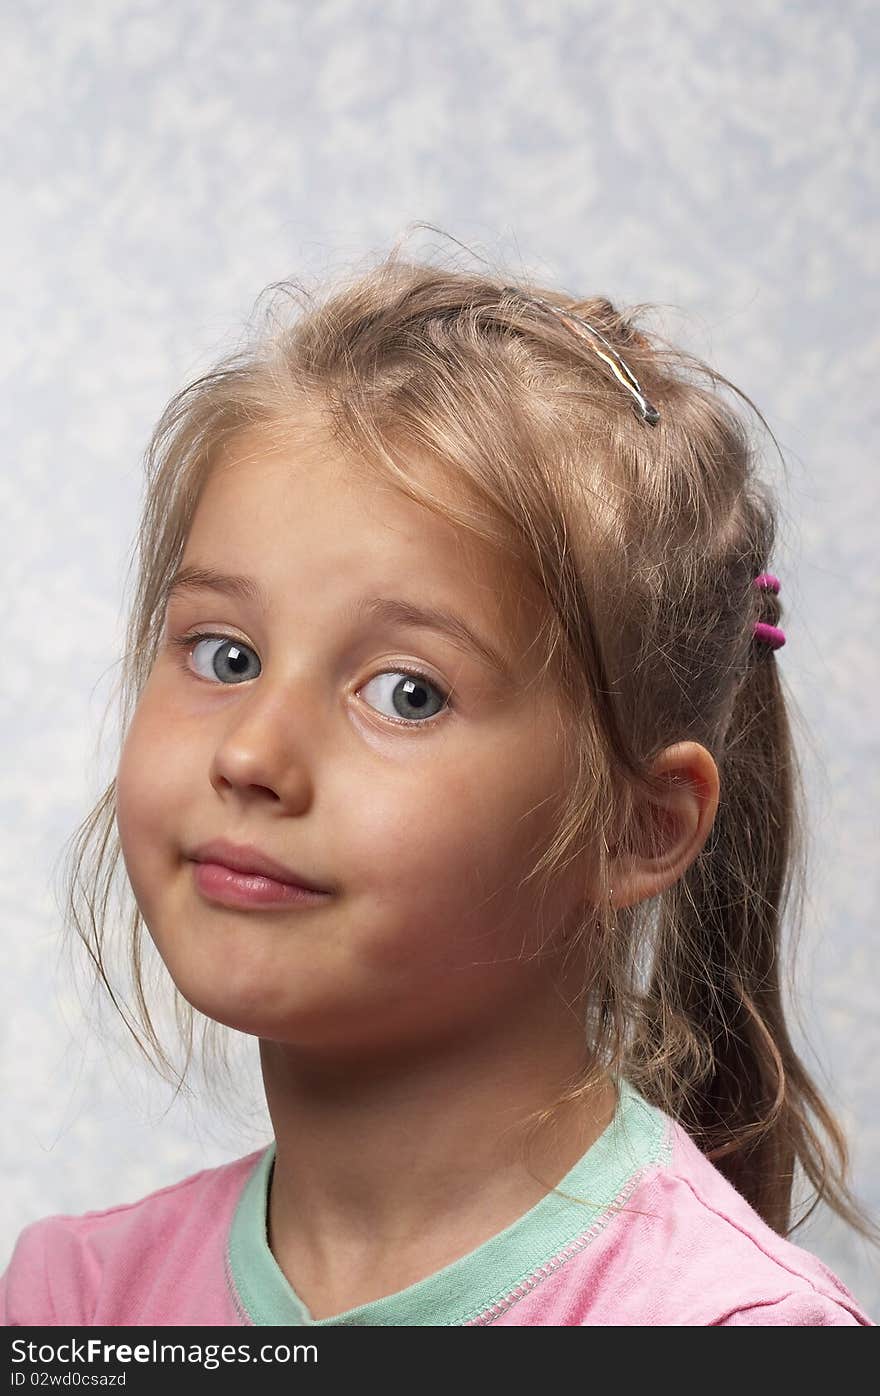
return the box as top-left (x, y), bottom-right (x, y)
top-left (164, 565), bottom-right (513, 678)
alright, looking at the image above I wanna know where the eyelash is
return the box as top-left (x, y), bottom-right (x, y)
top-left (167, 630), bottom-right (452, 727)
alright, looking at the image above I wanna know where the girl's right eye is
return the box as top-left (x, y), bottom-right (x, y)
top-left (172, 632), bottom-right (259, 685)
top-left (169, 632), bottom-right (451, 726)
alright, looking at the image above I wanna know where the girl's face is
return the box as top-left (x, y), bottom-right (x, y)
top-left (116, 428), bottom-right (591, 1052)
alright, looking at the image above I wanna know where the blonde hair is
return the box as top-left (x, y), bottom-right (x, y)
top-left (58, 233), bottom-right (878, 1248)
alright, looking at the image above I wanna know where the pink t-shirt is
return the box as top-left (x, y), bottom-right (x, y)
top-left (1, 1078), bottom-right (874, 1326)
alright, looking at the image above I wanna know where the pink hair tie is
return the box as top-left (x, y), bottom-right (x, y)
top-left (753, 573), bottom-right (786, 649)
top-left (754, 572), bottom-right (780, 594)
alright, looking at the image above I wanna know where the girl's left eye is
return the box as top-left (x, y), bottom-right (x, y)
top-left (169, 632), bottom-right (451, 726)
top-left (359, 670), bottom-right (449, 724)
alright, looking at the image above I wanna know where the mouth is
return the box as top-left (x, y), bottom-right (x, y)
top-left (188, 839), bottom-right (332, 894)
top-left (190, 860), bottom-right (330, 909)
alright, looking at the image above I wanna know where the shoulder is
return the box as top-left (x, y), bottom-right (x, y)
top-left (1, 1148), bottom-right (266, 1327)
top-left (601, 1106), bottom-right (874, 1326)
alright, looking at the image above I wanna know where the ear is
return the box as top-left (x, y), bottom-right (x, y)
top-left (610, 742), bottom-right (720, 909)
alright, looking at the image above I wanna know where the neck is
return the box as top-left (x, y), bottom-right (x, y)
top-left (259, 994), bottom-right (616, 1313)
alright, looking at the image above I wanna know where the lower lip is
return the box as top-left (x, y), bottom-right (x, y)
top-left (191, 861), bottom-right (330, 908)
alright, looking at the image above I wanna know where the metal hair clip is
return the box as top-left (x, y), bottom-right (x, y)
top-left (502, 286), bottom-right (661, 426)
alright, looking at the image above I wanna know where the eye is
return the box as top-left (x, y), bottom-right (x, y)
top-left (359, 670), bottom-right (450, 725)
top-left (171, 632), bottom-right (260, 685)
top-left (170, 632), bottom-right (450, 726)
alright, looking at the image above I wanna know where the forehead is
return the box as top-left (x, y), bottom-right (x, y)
top-left (181, 425), bottom-right (553, 674)
top-left (193, 426), bottom-right (486, 570)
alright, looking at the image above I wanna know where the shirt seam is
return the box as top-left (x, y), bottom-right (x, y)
top-left (464, 1112), bottom-right (673, 1325)
top-left (672, 1169), bottom-right (864, 1314)
top-left (711, 1292), bottom-right (866, 1326)
top-left (224, 1244), bottom-right (254, 1326)
top-left (464, 1158), bottom-right (665, 1324)
top-left (226, 1147), bottom-right (278, 1326)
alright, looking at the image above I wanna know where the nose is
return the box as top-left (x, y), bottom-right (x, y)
top-left (207, 677), bottom-right (320, 808)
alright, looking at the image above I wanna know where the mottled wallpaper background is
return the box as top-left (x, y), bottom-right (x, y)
top-left (2, 0), bottom-right (878, 1319)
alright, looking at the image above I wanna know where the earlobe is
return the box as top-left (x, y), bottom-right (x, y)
top-left (608, 742), bottom-right (720, 909)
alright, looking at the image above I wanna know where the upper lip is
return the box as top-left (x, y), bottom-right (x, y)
top-left (189, 839), bottom-right (331, 893)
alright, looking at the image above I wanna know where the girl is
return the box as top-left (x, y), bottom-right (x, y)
top-left (2, 250), bottom-right (876, 1327)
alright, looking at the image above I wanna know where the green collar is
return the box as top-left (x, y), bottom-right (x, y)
top-left (227, 1076), bottom-right (668, 1325)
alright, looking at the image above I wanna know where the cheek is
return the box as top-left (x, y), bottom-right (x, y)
top-left (345, 734), bottom-right (565, 923)
top-left (115, 691), bottom-right (190, 904)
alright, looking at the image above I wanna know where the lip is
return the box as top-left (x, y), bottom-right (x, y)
top-left (189, 839), bottom-right (331, 894)
top-left (191, 861), bottom-right (329, 909)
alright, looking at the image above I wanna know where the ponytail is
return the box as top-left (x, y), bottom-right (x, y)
top-left (628, 628), bottom-right (879, 1244)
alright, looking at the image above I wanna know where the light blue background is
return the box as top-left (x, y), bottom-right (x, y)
top-left (2, 0), bottom-right (877, 1319)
